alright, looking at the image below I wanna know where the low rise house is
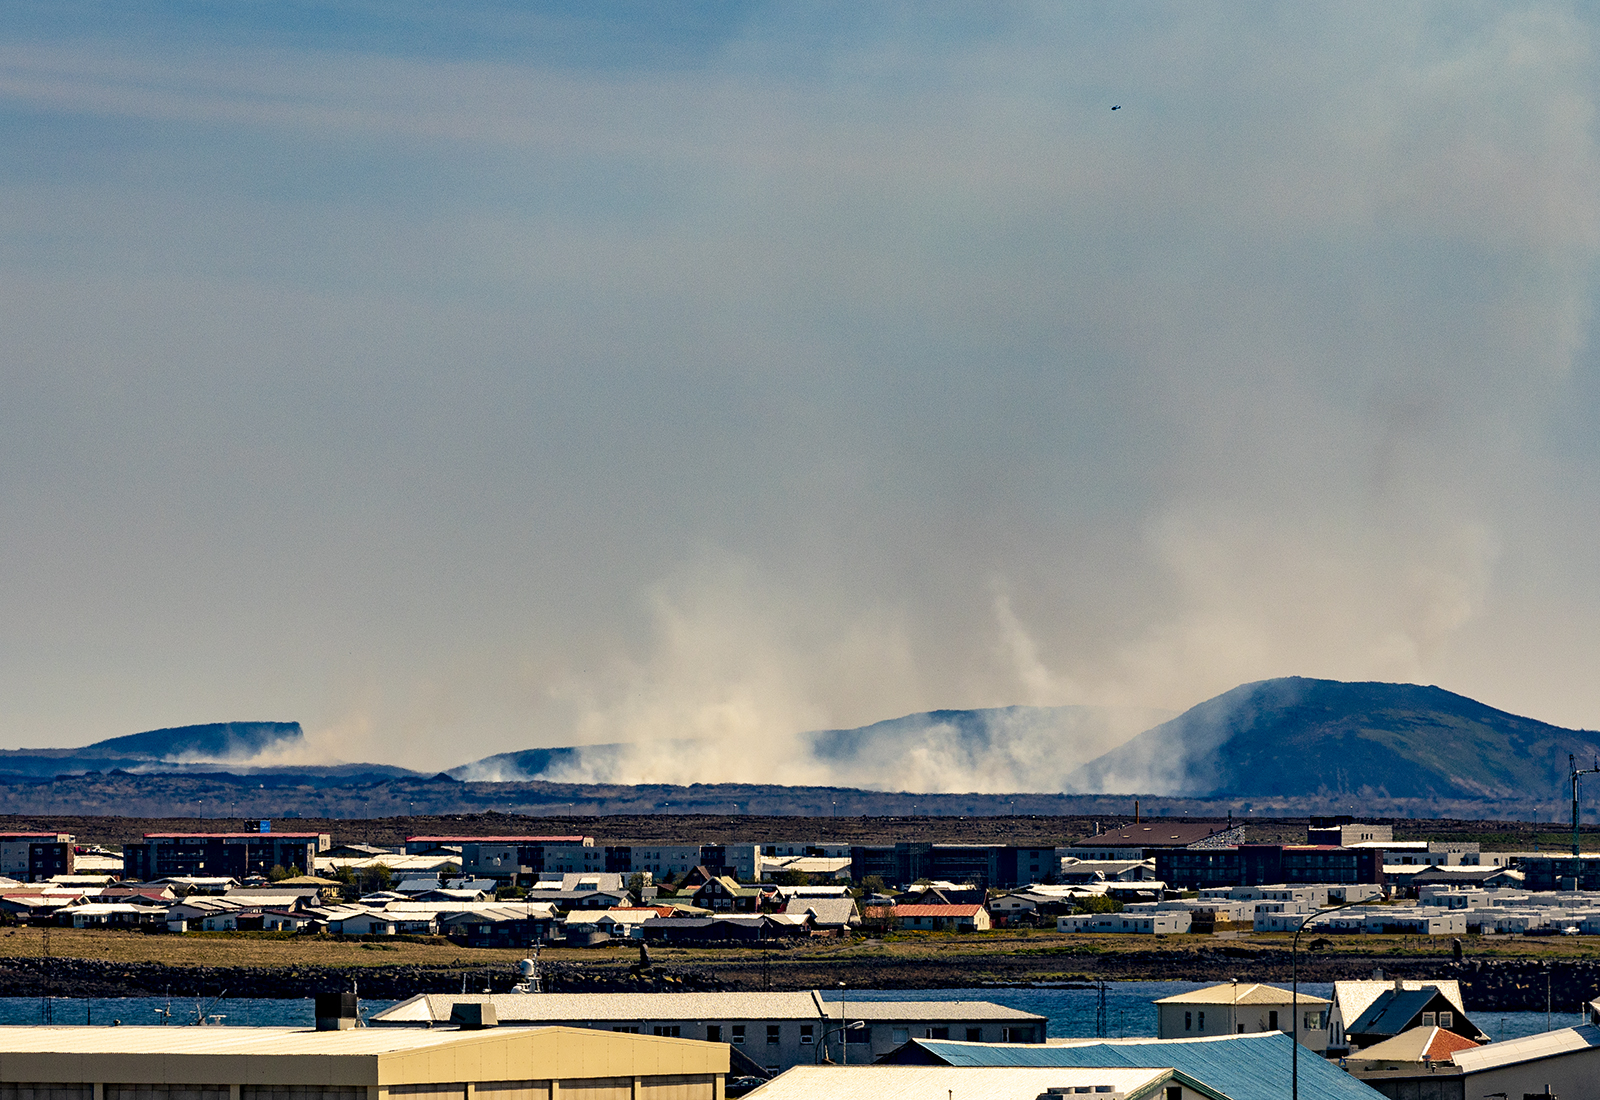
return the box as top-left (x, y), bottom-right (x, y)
top-left (1345, 983), bottom-right (1488, 1050)
top-left (1341, 1025), bottom-right (1481, 1073)
top-left (895, 903), bottom-right (990, 932)
top-left (780, 897), bottom-right (858, 931)
top-left (691, 875), bottom-right (763, 913)
top-left (1354, 1023), bottom-right (1600, 1100)
top-left (1057, 910), bottom-right (1191, 934)
top-left (1328, 979), bottom-right (1469, 1054)
top-left (1154, 984), bottom-right (1330, 1051)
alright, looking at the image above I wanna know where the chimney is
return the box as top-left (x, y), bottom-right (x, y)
top-left (1135, 800), bottom-right (1141, 824)
top-left (314, 992), bottom-right (359, 1031)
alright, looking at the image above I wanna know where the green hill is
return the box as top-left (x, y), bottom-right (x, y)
top-left (1068, 677), bottom-right (1600, 799)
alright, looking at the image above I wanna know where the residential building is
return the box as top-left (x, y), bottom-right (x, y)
top-left (370, 991), bottom-right (1045, 1073)
top-left (0, 834), bottom-right (74, 882)
top-left (1353, 1023), bottom-right (1600, 1100)
top-left (895, 903), bottom-right (991, 931)
top-left (122, 833), bottom-right (329, 881)
top-left (1155, 844), bottom-right (1383, 890)
top-left (848, 844), bottom-right (1069, 888)
top-left (690, 875), bottom-right (763, 913)
top-left (403, 836), bottom-right (598, 883)
top-left (0, 1021), bottom-right (726, 1099)
top-left (1154, 984), bottom-right (1330, 1051)
top-left (1345, 984), bottom-right (1488, 1050)
top-left (1057, 910), bottom-right (1192, 934)
top-left (1519, 855), bottom-right (1600, 891)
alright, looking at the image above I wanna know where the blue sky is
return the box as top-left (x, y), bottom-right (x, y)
top-left (2, 2), bottom-right (1599, 784)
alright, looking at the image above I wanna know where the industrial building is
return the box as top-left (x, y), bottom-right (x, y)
top-left (370, 991), bottom-right (1045, 1074)
top-left (744, 1065), bottom-right (1231, 1100)
top-left (0, 1022), bottom-right (727, 1100)
top-left (121, 832), bottom-right (331, 880)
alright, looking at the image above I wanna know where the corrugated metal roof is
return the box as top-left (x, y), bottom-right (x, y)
top-left (743, 1065), bottom-right (1177, 1100)
top-left (911, 1032), bottom-right (1387, 1100)
top-left (1155, 983), bottom-right (1329, 1007)
top-left (1450, 1023), bottom-right (1600, 1072)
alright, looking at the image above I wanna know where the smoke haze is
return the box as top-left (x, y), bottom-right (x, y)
top-left (1, 5), bottom-right (1599, 777)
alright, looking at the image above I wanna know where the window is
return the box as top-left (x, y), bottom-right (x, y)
top-left (1001, 1027), bottom-right (1028, 1043)
top-left (653, 1026), bottom-right (680, 1037)
top-left (845, 1027), bottom-right (872, 1045)
top-left (1197, 1011), bottom-right (1204, 1030)
top-left (731, 1025), bottom-right (745, 1044)
top-left (891, 1028), bottom-right (909, 1044)
top-left (706, 1025), bottom-right (721, 1042)
top-left (1185, 1011), bottom-right (1192, 1031)
top-left (1268, 1011), bottom-right (1279, 1031)
top-left (966, 1028), bottom-right (982, 1042)
top-left (766, 1025), bottom-right (780, 1045)
top-left (925, 1027), bottom-right (948, 1040)
top-left (1166, 1089), bottom-right (1182, 1100)
top-left (1439, 1011), bottom-right (1453, 1028)
top-left (1421, 1012), bottom-right (1436, 1027)
top-left (610, 1026), bottom-right (640, 1033)
top-left (799, 1024), bottom-right (814, 1044)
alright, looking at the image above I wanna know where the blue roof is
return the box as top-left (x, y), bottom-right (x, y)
top-left (909, 1032), bottom-right (1386, 1100)
top-left (1348, 988), bottom-right (1447, 1038)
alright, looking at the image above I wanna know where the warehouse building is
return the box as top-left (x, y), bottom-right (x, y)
top-left (0, 1021), bottom-right (726, 1100)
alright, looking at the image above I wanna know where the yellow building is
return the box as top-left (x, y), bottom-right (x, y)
top-left (0, 1024), bottom-right (726, 1100)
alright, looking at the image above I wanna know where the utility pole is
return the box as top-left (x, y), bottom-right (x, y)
top-left (1570, 754), bottom-right (1600, 890)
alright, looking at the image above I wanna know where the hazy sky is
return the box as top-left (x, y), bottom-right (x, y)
top-left (4, 2), bottom-right (1600, 777)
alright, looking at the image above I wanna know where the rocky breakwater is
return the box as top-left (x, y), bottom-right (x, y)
top-left (0, 957), bottom-right (726, 1000)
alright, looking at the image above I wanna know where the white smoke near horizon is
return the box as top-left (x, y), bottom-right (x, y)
top-left (2, 6), bottom-right (1598, 783)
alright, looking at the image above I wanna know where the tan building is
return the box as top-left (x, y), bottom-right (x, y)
top-left (1154, 983), bottom-right (1330, 1052)
top-left (0, 1024), bottom-right (727, 1100)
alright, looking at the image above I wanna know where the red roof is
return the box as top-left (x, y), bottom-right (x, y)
top-left (142, 833), bottom-right (323, 839)
top-left (405, 836), bottom-right (590, 844)
top-left (895, 904), bottom-right (985, 917)
top-left (1428, 1028), bottom-right (1481, 1060)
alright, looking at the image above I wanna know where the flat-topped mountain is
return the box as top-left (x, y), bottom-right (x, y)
top-left (0, 721), bottom-right (309, 777)
top-left (1068, 677), bottom-right (1600, 799)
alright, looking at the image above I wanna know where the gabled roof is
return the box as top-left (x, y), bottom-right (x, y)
top-left (1349, 989), bottom-right (1453, 1038)
top-left (1155, 983), bottom-right (1328, 1007)
top-left (896, 904), bottom-right (985, 917)
top-left (1350, 1026), bottom-right (1479, 1063)
top-left (899, 1032), bottom-right (1385, 1100)
top-left (1332, 980), bottom-right (1465, 1027)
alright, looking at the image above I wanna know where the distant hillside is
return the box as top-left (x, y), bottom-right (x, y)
top-left (0, 721), bottom-right (310, 778)
top-left (1069, 677), bottom-right (1600, 800)
top-left (449, 704), bottom-right (1172, 791)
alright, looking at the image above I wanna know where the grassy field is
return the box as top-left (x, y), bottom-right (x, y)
top-left (5, 926), bottom-right (1600, 972)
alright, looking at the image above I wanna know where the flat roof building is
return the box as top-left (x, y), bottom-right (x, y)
top-left (0, 1023), bottom-right (726, 1100)
top-left (123, 834), bottom-right (330, 882)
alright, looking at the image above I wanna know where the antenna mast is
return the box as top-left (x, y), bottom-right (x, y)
top-left (1569, 753), bottom-right (1600, 885)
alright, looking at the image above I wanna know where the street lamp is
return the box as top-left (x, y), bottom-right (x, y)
top-left (1292, 892), bottom-right (1373, 1100)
